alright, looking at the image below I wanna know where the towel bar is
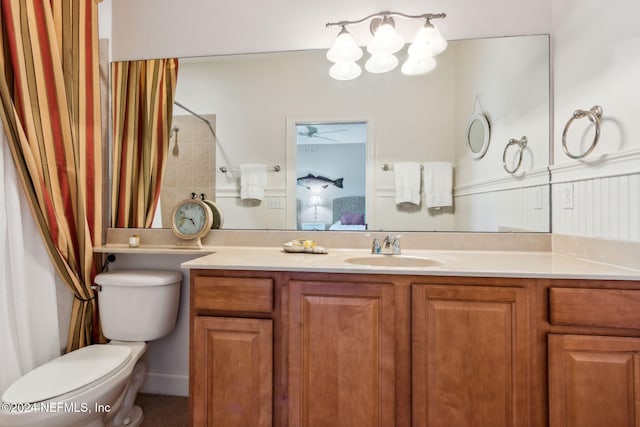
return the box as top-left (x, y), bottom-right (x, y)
top-left (220, 165), bottom-right (281, 173)
top-left (382, 163), bottom-right (424, 171)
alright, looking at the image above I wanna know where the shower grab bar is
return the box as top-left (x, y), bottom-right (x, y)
top-left (173, 100), bottom-right (216, 140)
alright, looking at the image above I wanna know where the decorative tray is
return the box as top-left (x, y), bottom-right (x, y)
top-left (283, 240), bottom-right (328, 254)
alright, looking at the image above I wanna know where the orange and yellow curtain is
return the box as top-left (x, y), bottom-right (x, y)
top-left (0, 0), bottom-right (103, 351)
top-left (111, 59), bottom-right (178, 228)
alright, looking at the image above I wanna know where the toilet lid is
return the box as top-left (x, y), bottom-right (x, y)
top-left (2, 345), bottom-right (132, 404)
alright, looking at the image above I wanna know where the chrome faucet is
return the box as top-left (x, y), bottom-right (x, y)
top-left (371, 237), bottom-right (381, 254)
top-left (381, 234), bottom-right (401, 255)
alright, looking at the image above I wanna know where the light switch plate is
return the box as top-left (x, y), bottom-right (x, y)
top-left (561, 183), bottom-right (573, 209)
top-left (533, 187), bottom-right (543, 209)
top-left (267, 199), bottom-right (284, 209)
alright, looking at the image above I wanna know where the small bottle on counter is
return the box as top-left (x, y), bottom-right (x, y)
top-left (128, 234), bottom-right (140, 248)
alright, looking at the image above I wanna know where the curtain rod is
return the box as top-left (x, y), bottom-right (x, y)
top-left (173, 100), bottom-right (216, 140)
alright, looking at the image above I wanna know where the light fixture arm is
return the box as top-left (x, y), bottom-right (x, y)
top-left (326, 11), bottom-right (446, 29)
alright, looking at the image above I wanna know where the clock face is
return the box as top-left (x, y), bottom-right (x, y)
top-left (172, 200), bottom-right (210, 239)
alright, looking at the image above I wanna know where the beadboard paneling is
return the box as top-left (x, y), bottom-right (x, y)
top-left (454, 185), bottom-right (549, 232)
top-left (553, 174), bottom-right (640, 241)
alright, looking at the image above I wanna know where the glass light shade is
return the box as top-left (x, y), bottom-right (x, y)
top-left (329, 61), bottom-right (362, 80)
top-left (409, 23), bottom-right (448, 56)
top-left (407, 40), bottom-right (432, 61)
top-left (366, 22), bottom-right (404, 55)
top-left (327, 30), bottom-right (363, 63)
top-left (309, 195), bottom-right (322, 206)
top-left (365, 53), bottom-right (399, 74)
top-left (401, 56), bottom-right (437, 75)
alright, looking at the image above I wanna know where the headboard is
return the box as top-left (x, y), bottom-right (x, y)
top-left (332, 196), bottom-right (366, 224)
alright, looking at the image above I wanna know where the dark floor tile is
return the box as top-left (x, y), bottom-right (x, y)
top-left (137, 393), bottom-right (188, 427)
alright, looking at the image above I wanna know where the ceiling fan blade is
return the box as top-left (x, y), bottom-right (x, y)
top-left (315, 135), bottom-right (339, 142)
top-left (317, 129), bottom-right (348, 134)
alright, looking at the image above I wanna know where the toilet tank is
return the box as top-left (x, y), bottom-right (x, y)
top-left (94, 269), bottom-right (182, 342)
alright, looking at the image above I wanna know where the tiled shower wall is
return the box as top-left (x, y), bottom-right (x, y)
top-left (159, 114), bottom-right (216, 227)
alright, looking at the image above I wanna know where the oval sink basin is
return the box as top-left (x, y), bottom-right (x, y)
top-left (345, 255), bottom-right (441, 268)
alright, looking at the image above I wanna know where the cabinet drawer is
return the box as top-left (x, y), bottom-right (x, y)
top-left (193, 276), bottom-right (273, 313)
top-left (550, 287), bottom-right (640, 329)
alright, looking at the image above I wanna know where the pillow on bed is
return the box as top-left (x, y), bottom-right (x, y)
top-left (340, 212), bottom-right (365, 225)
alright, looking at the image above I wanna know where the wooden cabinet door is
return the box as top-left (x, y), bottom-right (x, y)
top-left (288, 280), bottom-right (395, 427)
top-left (549, 334), bottom-right (640, 427)
top-left (412, 284), bottom-right (530, 427)
top-left (192, 316), bottom-right (272, 427)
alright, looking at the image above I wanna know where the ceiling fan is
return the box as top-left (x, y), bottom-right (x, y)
top-left (297, 125), bottom-right (347, 142)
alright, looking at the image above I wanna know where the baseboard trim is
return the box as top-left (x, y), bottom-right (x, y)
top-left (140, 371), bottom-right (189, 397)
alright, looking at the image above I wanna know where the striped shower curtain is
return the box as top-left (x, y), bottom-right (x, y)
top-left (111, 59), bottom-right (179, 228)
top-left (0, 0), bottom-right (103, 351)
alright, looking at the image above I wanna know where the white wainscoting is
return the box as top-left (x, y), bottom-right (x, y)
top-left (454, 185), bottom-right (550, 232)
top-left (550, 149), bottom-right (640, 241)
top-left (552, 173), bottom-right (640, 241)
top-left (452, 168), bottom-right (550, 232)
top-left (373, 191), bottom-right (455, 231)
top-left (215, 188), bottom-right (288, 230)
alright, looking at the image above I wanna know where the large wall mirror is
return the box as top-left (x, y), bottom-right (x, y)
top-left (119, 34), bottom-right (550, 233)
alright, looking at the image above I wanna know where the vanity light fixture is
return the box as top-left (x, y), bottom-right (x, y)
top-left (326, 11), bottom-right (447, 80)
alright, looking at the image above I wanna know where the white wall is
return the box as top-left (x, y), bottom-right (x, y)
top-left (109, 0), bottom-right (551, 60)
top-left (453, 36), bottom-right (549, 187)
top-left (452, 35), bottom-right (550, 232)
top-left (551, 0), bottom-right (640, 240)
top-left (98, 1), bottom-right (111, 39)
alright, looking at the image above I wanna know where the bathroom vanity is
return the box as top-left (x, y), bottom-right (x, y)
top-left (183, 247), bottom-right (640, 427)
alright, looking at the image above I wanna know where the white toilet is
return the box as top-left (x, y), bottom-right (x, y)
top-left (0, 269), bottom-right (182, 427)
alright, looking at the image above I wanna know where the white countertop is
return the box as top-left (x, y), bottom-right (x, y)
top-left (180, 246), bottom-right (640, 281)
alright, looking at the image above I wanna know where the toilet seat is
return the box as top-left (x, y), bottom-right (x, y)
top-left (2, 344), bottom-right (132, 404)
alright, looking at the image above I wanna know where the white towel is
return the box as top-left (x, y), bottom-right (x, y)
top-left (240, 164), bottom-right (267, 201)
top-left (393, 162), bottom-right (421, 206)
top-left (423, 162), bottom-right (453, 208)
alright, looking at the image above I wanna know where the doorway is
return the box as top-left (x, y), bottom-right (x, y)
top-left (287, 119), bottom-right (371, 230)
